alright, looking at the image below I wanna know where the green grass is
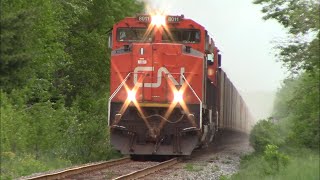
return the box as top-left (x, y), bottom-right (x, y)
top-left (1, 150), bottom-right (122, 179)
top-left (1, 152), bottom-right (72, 180)
top-left (230, 150), bottom-right (319, 180)
top-left (184, 163), bottom-right (204, 172)
top-left (272, 154), bottom-right (319, 180)
top-left (220, 175), bottom-right (229, 180)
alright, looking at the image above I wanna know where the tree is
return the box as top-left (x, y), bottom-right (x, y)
top-left (1, 0), bottom-right (145, 178)
top-left (254, 0), bottom-right (319, 150)
top-left (253, 0), bottom-right (319, 35)
top-left (63, 0), bottom-right (144, 162)
top-left (0, 2), bottom-right (34, 92)
top-left (254, 0), bottom-right (320, 73)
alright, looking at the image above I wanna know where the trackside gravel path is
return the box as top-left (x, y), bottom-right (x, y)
top-left (142, 130), bottom-right (253, 180)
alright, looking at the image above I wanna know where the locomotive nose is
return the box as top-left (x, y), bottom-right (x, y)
top-left (131, 43), bottom-right (183, 64)
top-left (131, 43), bottom-right (184, 103)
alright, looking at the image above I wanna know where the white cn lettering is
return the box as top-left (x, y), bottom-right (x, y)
top-left (134, 66), bottom-right (185, 88)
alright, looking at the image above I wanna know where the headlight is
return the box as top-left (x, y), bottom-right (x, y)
top-left (151, 14), bottom-right (166, 27)
top-left (127, 90), bottom-right (136, 102)
top-left (173, 91), bottom-right (183, 103)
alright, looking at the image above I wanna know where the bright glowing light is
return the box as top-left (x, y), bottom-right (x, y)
top-left (127, 90), bottom-right (136, 102)
top-left (151, 14), bottom-right (166, 27)
top-left (174, 91), bottom-right (183, 103)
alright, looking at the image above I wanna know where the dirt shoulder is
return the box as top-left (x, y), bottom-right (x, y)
top-left (143, 130), bottom-right (253, 180)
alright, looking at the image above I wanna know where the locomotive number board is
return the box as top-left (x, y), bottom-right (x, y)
top-left (166, 16), bottom-right (181, 23)
top-left (137, 15), bottom-right (182, 23)
top-left (137, 15), bottom-right (151, 23)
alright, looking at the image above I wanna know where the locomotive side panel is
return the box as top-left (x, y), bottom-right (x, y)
top-left (218, 70), bottom-right (225, 129)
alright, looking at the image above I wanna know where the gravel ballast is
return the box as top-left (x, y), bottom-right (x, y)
top-left (143, 130), bottom-right (253, 180)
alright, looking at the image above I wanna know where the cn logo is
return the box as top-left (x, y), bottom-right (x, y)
top-left (133, 66), bottom-right (185, 88)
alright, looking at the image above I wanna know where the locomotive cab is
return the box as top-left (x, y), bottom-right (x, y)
top-left (108, 14), bottom-right (221, 155)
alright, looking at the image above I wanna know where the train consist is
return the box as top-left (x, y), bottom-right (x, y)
top-left (107, 14), bottom-right (254, 155)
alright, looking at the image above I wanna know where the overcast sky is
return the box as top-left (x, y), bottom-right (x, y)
top-left (143, 0), bottom-right (288, 92)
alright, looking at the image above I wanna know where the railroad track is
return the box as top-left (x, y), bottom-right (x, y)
top-left (114, 158), bottom-right (178, 180)
top-left (23, 157), bottom-right (179, 180)
top-left (24, 157), bottom-right (131, 180)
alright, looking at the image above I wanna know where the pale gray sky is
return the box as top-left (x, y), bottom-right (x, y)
top-left (143, 0), bottom-right (288, 92)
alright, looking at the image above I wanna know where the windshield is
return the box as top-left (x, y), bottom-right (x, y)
top-left (117, 28), bottom-right (153, 42)
top-left (162, 29), bottom-right (200, 43)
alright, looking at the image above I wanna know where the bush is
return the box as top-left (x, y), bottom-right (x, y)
top-left (249, 119), bottom-right (284, 152)
top-left (263, 144), bottom-right (289, 175)
top-left (231, 149), bottom-right (319, 180)
top-left (231, 153), bottom-right (271, 180)
top-left (273, 72), bottom-right (320, 150)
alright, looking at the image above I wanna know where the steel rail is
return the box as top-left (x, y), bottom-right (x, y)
top-left (24, 157), bottom-right (131, 180)
top-left (113, 158), bottom-right (178, 180)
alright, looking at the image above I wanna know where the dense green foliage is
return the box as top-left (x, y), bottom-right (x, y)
top-left (232, 149), bottom-right (319, 180)
top-left (249, 119), bottom-right (284, 152)
top-left (231, 0), bottom-right (319, 179)
top-left (273, 71), bottom-right (319, 149)
top-left (1, 0), bottom-right (144, 179)
top-left (253, 0), bottom-right (320, 151)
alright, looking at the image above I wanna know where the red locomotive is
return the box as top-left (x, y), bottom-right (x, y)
top-left (108, 14), bottom-right (254, 155)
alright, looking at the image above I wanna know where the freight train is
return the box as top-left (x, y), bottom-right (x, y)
top-left (107, 14), bottom-right (254, 156)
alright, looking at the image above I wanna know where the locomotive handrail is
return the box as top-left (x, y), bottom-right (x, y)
top-left (108, 72), bottom-right (132, 125)
top-left (181, 74), bottom-right (203, 129)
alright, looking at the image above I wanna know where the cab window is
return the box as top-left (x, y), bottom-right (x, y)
top-left (207, 53), bottom-right (214, 65)
top-left (117, 28), bottom-right (153, 42)
top-left (162, 29), bottom-right (200, 43)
